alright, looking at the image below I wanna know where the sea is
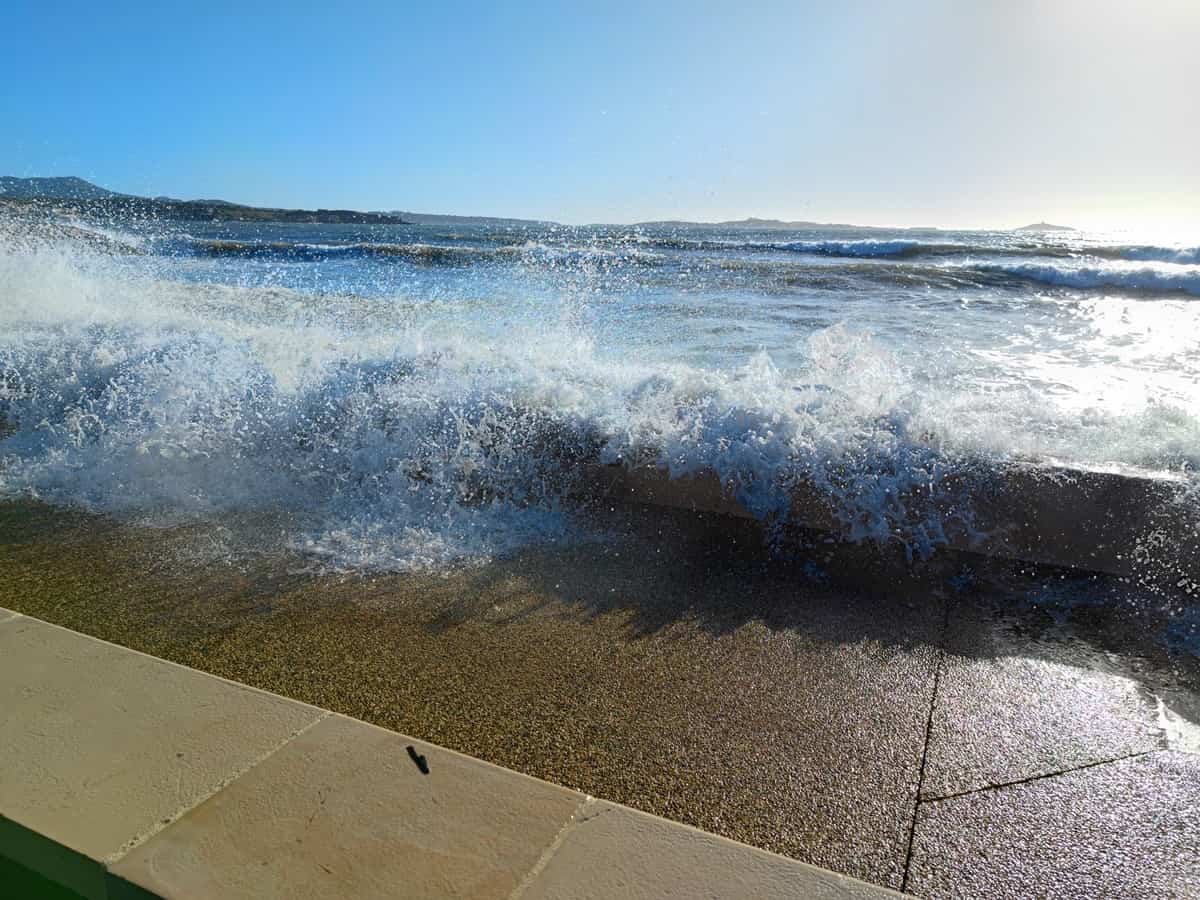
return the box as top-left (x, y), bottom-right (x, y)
top-left (2, 218), bottom-right (1198, 573)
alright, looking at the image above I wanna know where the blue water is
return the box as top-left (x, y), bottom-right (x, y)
top-left (2, 218), bottom-right (1198, 570)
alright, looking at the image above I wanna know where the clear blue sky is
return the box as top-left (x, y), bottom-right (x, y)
top-left (3, 0), bottom-right (1197, 229)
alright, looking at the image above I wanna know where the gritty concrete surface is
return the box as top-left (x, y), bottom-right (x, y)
top-left (3, 500), bottom-right (1199, 898)
top-left (907, 751), bottom-right (1200, 899)
top-left (0, 609), bottom-right (907, 900)
top-left (922, 598), bottom-right (1165, 799)
top-left (0, 614), bottom-right (323, 889)
top-left (111, 714), bottom-right (587, 900)
top-left (0, 604), bottom-right (18, 622)
top-left (0, 502), bottom-right (944, 890)
top-left (517, 798), bottom-right (906, 900)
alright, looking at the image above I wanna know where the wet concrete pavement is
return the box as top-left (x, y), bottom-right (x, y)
top-left (907, 590), bottom-right (1200, 897)
top-left (908, 751), bottom-right (1200, 899)
top-left (1, 499), bottom-right (1197, 897)
top-left (923, 598), bottom-right (1165, 799)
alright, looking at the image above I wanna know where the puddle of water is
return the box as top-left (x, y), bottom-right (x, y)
top-left (1156, 696), bottom-right (1200, 753)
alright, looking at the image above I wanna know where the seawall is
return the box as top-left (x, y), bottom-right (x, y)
top-left (597, 461), bottom-right (1196, 580)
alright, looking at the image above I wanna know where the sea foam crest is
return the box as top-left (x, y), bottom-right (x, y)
top-left (976, 261), bottom-right (1200, 297)
top-left (1103, 245), bottom-right (1200, 265)
top-left (0, 242), bottom-right (993, 568)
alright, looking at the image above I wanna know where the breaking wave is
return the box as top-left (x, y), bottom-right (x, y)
top-left (179, 235), bottom-right (1200, 282)
top-left (976, 261), bottom-right (1200, 297)
top-left (0, 242), bottom-right (993, 570)
top-left (193, 238), bottom-right (490, 265)
top-left (183, 234), bottom-right (1065, 267)
top-left (1096, 245), bottom-right (1200, 265)
top-left (187, 237), bottom-right (666, 269)
top-left (624, 235), bottom-right (1065, 259)
top-left (2, 225), bottom-right (1198, 573)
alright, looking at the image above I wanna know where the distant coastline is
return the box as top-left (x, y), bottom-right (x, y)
top-left (1, 175), bottom-right (1076, 233)
top-left (632, 216), bottom-right (898, 231)
top-left (0, 175), bottom-right (565, 228)
top-left (1, 176), bottom-right (409, 225)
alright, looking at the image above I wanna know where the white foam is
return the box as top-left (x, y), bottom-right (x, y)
top-left (1, 240), bottom-right (1197, 570)
top-left (977, 260), bottom-right (1200, 296)
top-left (1108, 245), bottom-right (1200, 265)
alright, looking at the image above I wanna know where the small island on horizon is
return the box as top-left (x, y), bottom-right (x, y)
top-left (1014, 221), bottom-right (1075, 232)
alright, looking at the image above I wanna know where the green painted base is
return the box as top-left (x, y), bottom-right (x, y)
top-left (0, 853), bottom-right (87, 900)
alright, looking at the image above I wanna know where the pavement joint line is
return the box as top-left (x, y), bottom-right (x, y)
top-left (915, 748), bottom-right (1161, 807)
top-left (899, 593), bottom-right (952, 895)
top-left (102, 708), bottom-right (333, 865)
top-left (506, 795), bottom-right (597, 900)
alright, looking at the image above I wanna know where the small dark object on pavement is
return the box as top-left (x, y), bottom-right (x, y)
top-left (407, 745), bottom-right (430, 774)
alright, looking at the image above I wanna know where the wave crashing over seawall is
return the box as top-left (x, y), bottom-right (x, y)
top-left (1, 228), bottom-right (1198, 573)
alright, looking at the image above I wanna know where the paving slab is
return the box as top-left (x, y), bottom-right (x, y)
top-left (907, 750), bottom-right (1200, 900)
top-left (517, 798), bottom-right (905, 900)
top-left (110, 713), bottom-right (588, 900)
top-left (922, 599), bottom-right (1163, 799)
top-left (0, 605), bottom-right (19, 623)
top-left (0, 616), bottom-right (323, 897)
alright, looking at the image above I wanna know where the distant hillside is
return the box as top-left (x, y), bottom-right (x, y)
top-left (717, 217), bottom-right (826, 229)
top-left (632, 216), bottom-right (924, 232)
top-left (636, 217), bottom-right (823, 229)
top-left (1015, 221), bottom-right (1075, 232)
top-left (1, 176), bottom-right (408, 225)
top-left (387, 210), bottom-right (556, 227)
top-left (0, 176), bottom-right (124, 200)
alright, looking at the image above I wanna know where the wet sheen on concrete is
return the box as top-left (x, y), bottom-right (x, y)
top-left (922, 597), bottom-right (1165, 799)
top-left (908, 751), bottom-right (1200, 899)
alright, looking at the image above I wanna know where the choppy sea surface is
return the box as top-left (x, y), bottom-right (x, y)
top-left (2, 218), bottom-right (1198, 571)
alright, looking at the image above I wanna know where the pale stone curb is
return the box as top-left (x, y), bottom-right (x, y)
top-left (510, 797), bottom-right (906, 900)
top-left (0, 608), bottom-right (910, 898)
top-left (0, 609), bottom-right (324, 897)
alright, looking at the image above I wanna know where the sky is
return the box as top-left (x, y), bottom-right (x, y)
top-left (3, 0), bottom-right (1198, 230)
